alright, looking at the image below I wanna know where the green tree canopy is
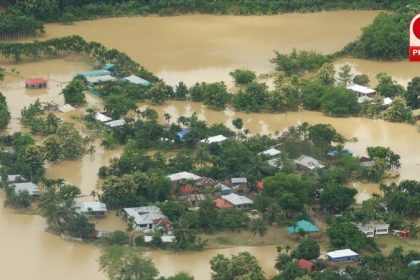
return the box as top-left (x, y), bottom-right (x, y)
top-left (0, 92), bottom-right (11, 130)
top-left (210, 252), bottom-right (266, 280)
top-left (229, 69), bottom-right (256, 85)
top-left (321, 86), bottom-right (359, 117)
top-left (291, 237), bottom-right (320, 260)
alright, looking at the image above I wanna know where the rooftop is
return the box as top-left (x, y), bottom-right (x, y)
top-left (13, 182), bottom-right (41, 196)
top-left (58, 104), bottom-right (76, 113)
top-left (95, 112), bottom-right (112, 123)
top-left (298, 259), bottom-right (313, 272)
top-left (25, 77), bottom-right (48, 85)
top-left (124, 206), bottom-right (167, 226)
top-left (168, 171), bottom-right (201, 182)
top-left (287, 220), bottom-right (320, 234)
top-left (347, 84), bottom-right (375, 95)
top-left (221, 193), bottom-right (253, 206)
top-left (294, 155), bottom-right (325, 170)
top-left (86, 75), bottom-right (116, 84)
top-left (77, 69), bottom-right (110, 78)
top-left (75, 201), bottom-right (107, 213)
top-left (258, 148), bottom-right (281, 157)
top-left (123, 75), bottom-right (151, 86)
top-left (215, 198), bottom-right (233, 209)
top-left (179, 185), bottom-right (196, 194)
top-left (327, 249), bottom-right (359, 259)
top-left (106, 119), bottom-right (126, 128)
top-left (231, 177), bottom-right (247, 184)
top-left (215, 183), bottom-right (231, 192)
top-left (200, 135), bottom-right (228, 144)
top-left (7, 175), bottom-right (26, 182)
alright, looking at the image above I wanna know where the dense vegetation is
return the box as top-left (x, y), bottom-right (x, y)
top-left (0, 0), bottom-right (410, 22)
top-left (0, 10), bottom-right (44, 40)
top-left (344, 8), bottom-right (416, 60)
top-left (0, 92), bottom-right (10, 130)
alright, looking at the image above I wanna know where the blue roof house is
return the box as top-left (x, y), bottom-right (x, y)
top-left (215, 183), bottom-right (231, 195)
top-left (77, 70), bottom-right (111, 78)
top-left (176, 129), bottom-right (191, 141)
top-left (103, 63), bottom-right (116, 71)
top-left (287, 220), bottom-right (321, 239)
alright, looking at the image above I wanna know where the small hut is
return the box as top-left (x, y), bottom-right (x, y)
top-left (25, 78), bottom-right (48, 88)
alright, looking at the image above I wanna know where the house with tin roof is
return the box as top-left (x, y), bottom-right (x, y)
top-left (294, 155), bottom-right (325, 171)
top-left (75, 201), bottom-right (107, 217)
top-left (123, 206), bottom-right (171, 233)
top-left (168, 171), bottom-right (201, 182)
top-left (287, 220), bottom-right (321, 238)
top-left (221, 193), bottom-right (253, 210)
top-left (327, 249), bottom-right (359, 263)
top-left (200, 135), bottom-right (228, 144)
top-left (12, 182), bottom-right (41, 196)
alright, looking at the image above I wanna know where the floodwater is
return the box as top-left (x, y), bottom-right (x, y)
top-left (1, 11), bottom-right (420, 280)
top-left (0, 193), bottom-right (106, 280)
top-left (42, 11), bottom-right (384, 86)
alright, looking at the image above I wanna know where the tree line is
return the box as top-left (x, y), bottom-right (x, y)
top-left (0, 0), bottom-right (410, 22)
top-left (0, 35), bottom-right (158, 82)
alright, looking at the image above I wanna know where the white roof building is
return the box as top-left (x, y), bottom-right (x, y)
top-left (75, 201), bottom-right (107, 215)
top-left (86, 75), bottom-right (116, 84)
top-left (383, 97), bottom-right (393, 106)
top-left (105, 119), bottom-right (126, 128)
top-left (7, 175), bottom-right (26, 182)
top-left (231, 177), bottom-right (247, 184)
top-left (258, 148), bottom-right (281, 157)
top-left (13, 182), bottom-right (41, 196)
top-left (144, 235), bottom-right (175, 243)
top-left (200, 135), bottom-right (228, 144)
top-left (327, 249), bottom-right (359, 259)
top-left (58, 104), bottom-right (76, 113)
top-left (294, 155), bottom-right (325, 170)
top-left (123, 75), bottom-right (151, 86)
top-left (123, 206), bottom-right (169, 232)
top-left (168, 171), bottom-right (201, 182)
top-left (347, 84), bottom-right (376, 96)
top-left (95, 112), bottom-right (112, 122)
top-left (221, 193), bottom-right (253, 206)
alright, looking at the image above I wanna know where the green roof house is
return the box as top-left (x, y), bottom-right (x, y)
top-left (287, 220), bottom-right (320, 239)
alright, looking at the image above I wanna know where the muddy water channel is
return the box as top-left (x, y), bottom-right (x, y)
top-left (1, 11), bottom-right (420, 280)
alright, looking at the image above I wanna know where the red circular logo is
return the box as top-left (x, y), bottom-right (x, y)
top-left (414, 17), bottom-right (420, 40)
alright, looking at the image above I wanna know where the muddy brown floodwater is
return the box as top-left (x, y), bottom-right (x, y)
top-left (1, 11), bottom-right (420, 280)
top-left (41, 11), bottom-right (388, 86)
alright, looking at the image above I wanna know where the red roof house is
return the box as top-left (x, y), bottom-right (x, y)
top-left (257, 180), bottom-right (264, 191)
top-left (179, 185), bottom-right (196, 194)
top-left (215, 198), bottom-right (233, 209)
top-left (298, 259), bottom-right (313, 272)
top-left (25, 77), bottom-right (48, 88)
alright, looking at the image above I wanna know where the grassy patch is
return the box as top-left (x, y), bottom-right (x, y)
top-left (376, 235), bottom-right (420, 255)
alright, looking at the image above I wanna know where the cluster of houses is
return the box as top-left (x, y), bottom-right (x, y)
top-left (6, 175), bottom-right (41, 196)
top-left (355, 222), bottom-right (390, 238)
top-left (77, 64), bottom-right (151, 87)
